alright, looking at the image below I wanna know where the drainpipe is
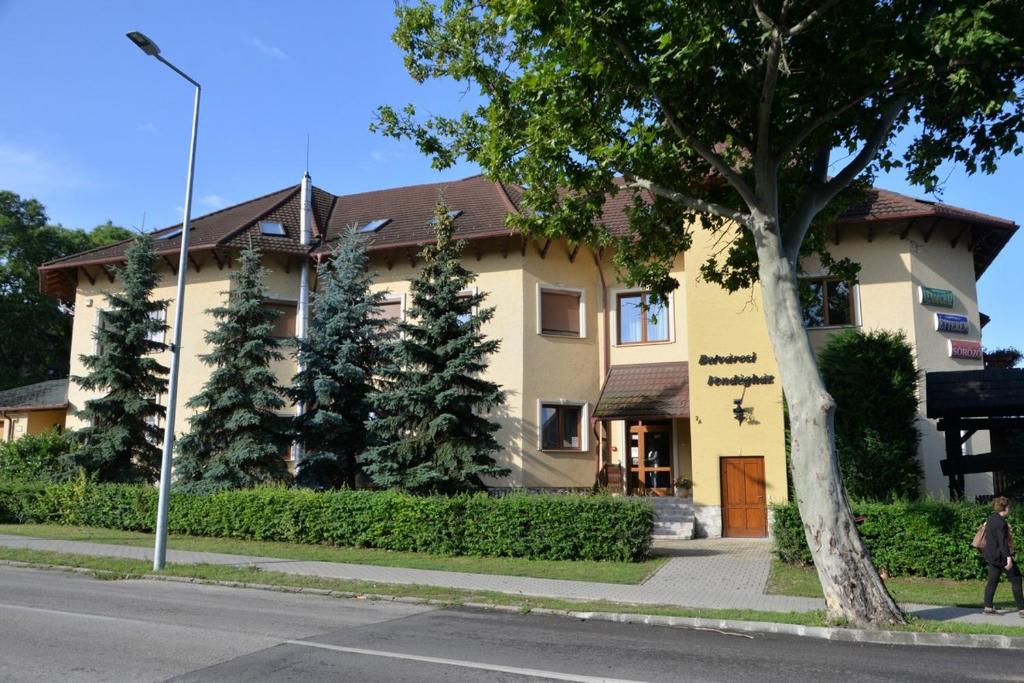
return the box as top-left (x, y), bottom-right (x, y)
top-left (592, 248), bottom-right (611, 487)
top-left (295, 172), bottom-right (313, 464)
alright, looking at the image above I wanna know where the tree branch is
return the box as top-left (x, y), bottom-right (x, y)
top-left (789, 0), bottom-right (840, 36)
top-left (758, 28), bottom-right (784, 175)
top-left (774, 76), bottom-right (910, 166)
top-left (624, 175), bottom-right (752, 226)
top-left (609, 30), bottom-right (760, 210)
top-left (782, 138), bottom-right (832, 261)
top-left (818, 95), bottom-right (908, 205)
top-left (751, 0), bottom-right (776, 31)
top-left (781, 95), bottom-right (909, 259)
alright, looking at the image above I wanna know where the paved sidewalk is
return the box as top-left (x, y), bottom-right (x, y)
top-left (0, 533), bottom-right (1014, 626)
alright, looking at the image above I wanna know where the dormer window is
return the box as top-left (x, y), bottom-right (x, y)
top-left (428, 210), bottom-right (463, 224)
top-left (259, 221), bottom-right (286, 236)
top-left (357, 218), bottom-right (391, 233)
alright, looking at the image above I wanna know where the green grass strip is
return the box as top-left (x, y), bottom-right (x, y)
top-left (0, 524), bottom-right (665, 584)
top-left (768, 559), bottom-right (1024, 611)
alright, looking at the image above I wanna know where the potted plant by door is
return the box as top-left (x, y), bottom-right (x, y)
top-left (673, 477), bottom-right (693, 498)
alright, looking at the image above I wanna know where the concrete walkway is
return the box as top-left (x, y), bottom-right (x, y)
top-left (0, 533), bottom-right (1015, 626)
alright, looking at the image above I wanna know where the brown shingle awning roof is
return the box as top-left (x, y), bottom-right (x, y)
top-left (594, 362), bottom-right (689, 420)
top-left (0, 378), bottom-right (69, 412)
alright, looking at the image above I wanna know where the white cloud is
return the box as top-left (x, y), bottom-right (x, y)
top-left (138, 122), bottom-right (159, 134)
top-left (200, 194), bottom-right (227, 209)
top-left (250, 38), bottom-right (287, 60)
top-left (370, 149), bottom-right (408, 163)
top-left (0, 142), bottom-right (94, 193)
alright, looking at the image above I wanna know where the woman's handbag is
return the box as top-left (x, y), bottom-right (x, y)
top-left (971, 522), bottom-right (988, 550)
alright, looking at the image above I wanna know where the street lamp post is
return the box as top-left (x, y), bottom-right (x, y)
top-left (127, 31), bottom-right (201, 571)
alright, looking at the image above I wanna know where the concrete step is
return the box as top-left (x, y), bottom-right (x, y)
top-left (651, 497), bottom-right (695, 540)
top-left (652, 524), bottom-right (694, 540)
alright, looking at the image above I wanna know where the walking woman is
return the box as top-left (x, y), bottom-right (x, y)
top-left (982, 496), bottom-right (1024, 616)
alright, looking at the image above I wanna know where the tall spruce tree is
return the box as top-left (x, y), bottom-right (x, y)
top-left (362, 201), bottom-right (508, 492)
top-left (290, 227), bottom-right (394, 489)
top-left (174, 247), bottom-right (291, 492)
top-left (69, 234), bottom-right (168, 483)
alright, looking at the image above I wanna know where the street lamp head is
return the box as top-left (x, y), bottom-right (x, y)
top-left (127, 31), bottom-right (160, 57)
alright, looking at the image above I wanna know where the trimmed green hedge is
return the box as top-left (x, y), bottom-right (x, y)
top-left (773, 500), bottom-right (1024, 580)
top-left (0, 480), bottom-right (653, 562)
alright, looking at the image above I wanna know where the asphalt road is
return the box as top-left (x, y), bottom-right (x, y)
top-left (1, 565), bottom-right (1023, 683)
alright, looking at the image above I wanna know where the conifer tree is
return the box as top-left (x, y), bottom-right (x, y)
top-left (174, 247), bottom-right (291, 492)
top-left (69, 234), bottom-right (168, 483)
top-left (362, 201), bottom-right (509, 491)
top-left (290, 227), bottom-right (394, 489)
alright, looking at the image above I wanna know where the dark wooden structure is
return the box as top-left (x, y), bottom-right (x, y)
top-left (926, 369), bottom-right (1024, 499)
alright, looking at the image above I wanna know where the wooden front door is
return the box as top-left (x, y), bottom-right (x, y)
top-left (720, 456), bottom-right (767, 537)
top-left (628, 421), bottom-right (673, 496)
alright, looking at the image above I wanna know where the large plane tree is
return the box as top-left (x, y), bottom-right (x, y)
top-left (374, 0), bottom-right (1024, 626)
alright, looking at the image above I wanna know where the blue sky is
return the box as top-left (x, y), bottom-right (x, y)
top-left (1, 1), bottom-right (1020, 350)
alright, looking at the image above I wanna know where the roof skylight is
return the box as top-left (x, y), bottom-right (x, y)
top-left (428, 209), bottom-right (463, 224)
top-left (159, 228), bottom-right (182, 240)
top-left (357, 218), bottom-right (391, 233)
top-left (259, 221), bottom-right (287, 236)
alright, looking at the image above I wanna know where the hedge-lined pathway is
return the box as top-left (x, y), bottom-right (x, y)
top-left (0, 533), bottom-right (1008, 625)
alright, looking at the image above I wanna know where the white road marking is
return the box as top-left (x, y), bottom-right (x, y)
top-left (284, 639), bottom-right (648, 682)
top-left (0, 602), bottom-right (149, 625)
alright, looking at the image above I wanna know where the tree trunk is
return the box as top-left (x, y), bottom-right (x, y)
top-left (752, 217), bottom-right (905, 627)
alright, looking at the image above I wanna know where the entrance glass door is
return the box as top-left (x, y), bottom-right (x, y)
top-left (627, 421), bottom-right (673, 496)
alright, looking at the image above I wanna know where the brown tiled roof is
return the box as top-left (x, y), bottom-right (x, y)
top-left (836, 188), bottom-right (1017, 278)
top-left (316, 174), bottom-right (518, 254)
top-left (39, 175), bottom-right (1016, 299)
top-left (0, 378), bottom-right (68, 411)
top-left (594, 362), bottom-right (690, 420)
top-left (838, 188), bottom-right (1015, 227)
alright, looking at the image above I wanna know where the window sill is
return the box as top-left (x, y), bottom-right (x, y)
top-left (805, 323), bottom-right (860, 331)
top-left (614, 339), bottom-right (673, 347)
top-left (540, 447), bottom-right (587, 453)
top-left (539, 332), bottom-right (584, 339)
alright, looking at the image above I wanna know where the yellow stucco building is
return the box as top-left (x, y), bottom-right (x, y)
top-left (39, 174), bottom-right (1017, 537)
top-left (0, 378), bottom-right (68, 443)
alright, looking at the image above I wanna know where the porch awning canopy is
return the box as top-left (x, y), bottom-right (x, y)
top-left (593, 362), bottom-right (689, 420)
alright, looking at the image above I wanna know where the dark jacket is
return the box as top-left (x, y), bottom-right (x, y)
top-left (982, 512), bottom-right (1015, 567)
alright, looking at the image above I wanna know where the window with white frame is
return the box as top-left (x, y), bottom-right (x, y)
top-left (539, 401), bottom-right (588, 451)
top-left (456, 287), bottom-right (478, 326)
top-left (146, 305), bottom-right (167, 345)
top-left (93, 310), bottom-right (111, 357)
top-left (800, 277), bottom-right (855, 328)
top-left (617, 292), bottom-right (669, 344)
top-left (538, 286), bottom-right (584, 337)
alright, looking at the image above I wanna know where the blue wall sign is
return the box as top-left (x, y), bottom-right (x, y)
top-left (935, 313), bottom-right (969, 334)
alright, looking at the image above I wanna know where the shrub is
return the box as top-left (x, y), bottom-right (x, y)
top-left (0, 481), bottom-right (47, 523)
top-left (772, 500), bottom-right (1024, 580)
top-left (818, 329), bottom-right (922, 500)
top-left (0, 428), bottom-right (76, 483)
top-left (0, 482), bottom-right (653, 562)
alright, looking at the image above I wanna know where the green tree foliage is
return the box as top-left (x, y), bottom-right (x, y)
top-left (362, 202), bottom-right (509, 492)
top-left (175, 248), bottom-right (291, 492)
top-left (291, 228), bottom-right (394, 489)
top-left (68, 235), bottom-right (168, 483)
top-left (819, 330), bottom-right (921, 500)
top-left (375, 0), bottom-right (1024, 626)
top-left (0, 191), bottom-right (132, 390)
